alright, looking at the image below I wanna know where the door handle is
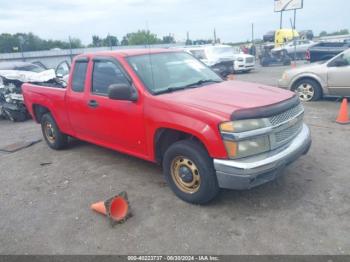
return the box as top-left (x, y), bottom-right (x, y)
top-left (88, 100), bottom-right (99, 108)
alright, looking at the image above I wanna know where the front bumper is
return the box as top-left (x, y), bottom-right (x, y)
top-left (214, 124), bottom-right (311, 190)
top-left (234, 62), bottom-right (255, 71)
top-left (278, 79), bottom-right (290, 89)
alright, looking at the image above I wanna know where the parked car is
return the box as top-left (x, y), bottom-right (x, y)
top-left (185, 45), bottom-right (255, 76)
top-left (278, 49), bottom-right (350, 101)
top-left (306, 42), bottom-right (350, 63)
top-left (0, 62), bottom-right (63, 121)
top-left (55, 60), bottom-right (71, 83)
top-left (299, 30), bottom-right (314, 40)
top-left (272, 39), bottom-right (316, 60)
top-left (0, 61), bottom-right (46, 73)
top-left (22, 49), bottom-right (311, 204)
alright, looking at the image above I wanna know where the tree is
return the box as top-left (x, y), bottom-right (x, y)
top-left (162, 35), bottom-right (175, 44)
top-left (319, 31), bottom-right (328, 37)
top-left (89, 35), bottom-right (119, 47)
top-left (122, 30), bottom-right (161, 46)
top-left (92, 35), bottom-right (103, 47)
top-left (103, 35), bottom-right (119, 46)
top-left (121, 36), bottom-right (129, 46)
top-left (319, 29), bottom-right (349, 37)
top-left (0, 32), bottom-right (84, 53)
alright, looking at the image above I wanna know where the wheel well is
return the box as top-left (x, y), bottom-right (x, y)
top-left (292, 76), bottom-right (322, 94)
top-left (33, 104), bottom-right (50, 123)
top-left (154, 128), bottom-right (205, 164)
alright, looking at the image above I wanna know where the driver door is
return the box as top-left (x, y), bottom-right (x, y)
top-left (327, 52), bottom-right (350, 96)
top-left (84, 57), bottom-right (147, 155)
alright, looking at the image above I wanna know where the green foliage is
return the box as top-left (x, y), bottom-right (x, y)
top-left (0, 29), bottom-right (177, 53)
top-left (319, 29), bottom-right (349, 37)
top-left (123, 30), bottom-right (162, 45)
top-left (89, 35), bottom-right (119, 47)
top-left (162, 35), bottom-right (175, 44)
top-left (0, 32), bottom-right (83, 53)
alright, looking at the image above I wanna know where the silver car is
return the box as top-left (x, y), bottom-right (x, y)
top-left (278, 49), bottom-right (350, 101)
top-left (273, 39), bottom-right (316, 59)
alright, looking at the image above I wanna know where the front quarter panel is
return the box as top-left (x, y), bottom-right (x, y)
top-left (289, 68), bottom-right (329, 94)
top-left (144, 98), bottom-right (228, 161)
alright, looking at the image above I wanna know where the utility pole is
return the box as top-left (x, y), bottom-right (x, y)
top-left (280, 11), bottom-right (283, 29)
top-left (213, 28), bottom-right (217, 44)
top-left (108, 33), bottom-right (112, 50)
top-left (251, 23), bottom-right (254, 44)
top-left (68, 36), bottom-right (73, 63)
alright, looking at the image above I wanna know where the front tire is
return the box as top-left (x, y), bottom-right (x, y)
top-left (163, 140), bottom-right (219, 204)
top-left (41, 113), bottom-right (68, 150)
top-left (292, 78), bottom-right (322, 101)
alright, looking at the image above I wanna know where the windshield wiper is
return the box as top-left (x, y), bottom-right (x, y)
top-left (154, 87), bottom-right (186, 95)
top-left (183, 79), bottom-right (222, 88)
top-left (154, 79), bottom-right (222, 95)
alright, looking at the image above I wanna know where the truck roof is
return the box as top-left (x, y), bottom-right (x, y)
top-left (77, 48), bottom-right (180, 59)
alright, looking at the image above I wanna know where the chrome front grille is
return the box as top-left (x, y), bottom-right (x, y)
top-left (275, 119), bottom-right (303, 142)
top-left (269, 103), bottom-right (304, 126)
top-left (269, 103), bottom-right (304, 148)
top-left (245, 57), bottom-right (254, 63)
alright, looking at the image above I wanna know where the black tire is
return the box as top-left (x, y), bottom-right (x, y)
top-left (292, 78), bottom-right (322, 102)
top-left (162, 139), bottom-right (219, 204)
top-left (41, 113), bottom-right (68, 150)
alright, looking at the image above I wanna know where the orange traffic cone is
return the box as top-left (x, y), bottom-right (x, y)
top-left (336, 98), bottom-right (350, 124)
top-left (91, 191), bottom-right (131, 225)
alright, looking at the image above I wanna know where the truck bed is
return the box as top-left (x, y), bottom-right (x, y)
top-left (22, 83), bottom-right (71, 134)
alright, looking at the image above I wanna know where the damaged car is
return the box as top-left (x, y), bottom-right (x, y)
top-left (0, 62), bottom-right (65, 122)
top-left (184, 45), bottom-right (255, 77)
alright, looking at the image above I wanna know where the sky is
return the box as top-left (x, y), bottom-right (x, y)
top-left (0, 0), bottom-right (349, 44)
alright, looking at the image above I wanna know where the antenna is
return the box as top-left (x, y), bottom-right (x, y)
top-left (146, 21), bottom-right (156, 91)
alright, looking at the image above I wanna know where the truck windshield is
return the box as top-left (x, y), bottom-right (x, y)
top-left (127, 52), bottom-right (222, 94)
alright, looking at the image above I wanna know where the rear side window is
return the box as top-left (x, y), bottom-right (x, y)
top-left (92, 60), bottom-right (129, 95)
top-left (72, 61), bottom-right (88, 92)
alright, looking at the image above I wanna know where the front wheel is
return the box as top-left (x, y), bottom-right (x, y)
top-left (292, 79), bottom-right (322, 101)
top-left (41, 113), bottom-right (68, 150)
top-left (163, 140), bottom-right (219, 204)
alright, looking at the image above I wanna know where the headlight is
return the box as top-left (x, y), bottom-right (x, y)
top-left (223, 136), bottom-right (270, 159)
top-left (220, 119), bottom-right (271, 159)
top-left (237, 58), bottom-right (244, 62)
top-left (220, 119), bottom-right (268, 133)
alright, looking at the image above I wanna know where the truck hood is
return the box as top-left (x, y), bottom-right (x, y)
top-left (158, 80), bottom-right (294, 120)
top-left (233, 53), bottom-right (254, 59)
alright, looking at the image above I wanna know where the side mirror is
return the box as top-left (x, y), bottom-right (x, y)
top-left (108, 83), bottom-right (138, 101)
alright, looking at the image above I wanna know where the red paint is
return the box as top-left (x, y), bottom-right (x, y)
top-left (22, 49), bottom-right (294, 162)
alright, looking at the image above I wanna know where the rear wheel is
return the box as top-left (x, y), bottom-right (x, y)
top-left (41, 113), bottom-right (68, 150)
top-left (292, 78), bottom-right (322, 101)
top-left (163, 140), bottom-right (219, 204)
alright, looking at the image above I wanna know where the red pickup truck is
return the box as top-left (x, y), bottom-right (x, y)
top-left (22, 49), bottom-right (311, 204)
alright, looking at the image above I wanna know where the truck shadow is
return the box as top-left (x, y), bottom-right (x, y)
top-left (67, 137), bottom-right (312, 210)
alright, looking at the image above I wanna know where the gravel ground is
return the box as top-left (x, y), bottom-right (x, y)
top-left (0, 65), bottom-right (349, 255)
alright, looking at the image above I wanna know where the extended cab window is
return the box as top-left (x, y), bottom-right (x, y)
top-left (92, 60), bottom-right (129, 95)
top-left (72, 61), bottom-right (88, 92)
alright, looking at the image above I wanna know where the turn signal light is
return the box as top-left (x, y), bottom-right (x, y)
top-left (223, 140), bottom-right (237, 158)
